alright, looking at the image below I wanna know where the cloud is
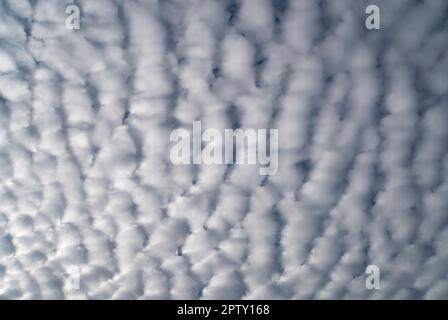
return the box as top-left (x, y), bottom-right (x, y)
top-left (0, 0), bottom-right (447, 300)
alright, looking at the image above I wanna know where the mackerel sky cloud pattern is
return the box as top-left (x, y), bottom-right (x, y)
top-left (0, 0), bottom-right (447, 299)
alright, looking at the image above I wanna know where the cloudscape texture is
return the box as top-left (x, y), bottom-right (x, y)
top-left (0, 0), bottom-right (447, 299)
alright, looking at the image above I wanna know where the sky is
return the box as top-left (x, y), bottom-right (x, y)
top-left (0, 0), bottom-right (447, 299)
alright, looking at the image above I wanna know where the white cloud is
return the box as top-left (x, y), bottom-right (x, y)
top-left (0, 0), bottom-right (447, 300)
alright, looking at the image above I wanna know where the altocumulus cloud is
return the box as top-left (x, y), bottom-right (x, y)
top-left (0, 0), bottom-right (447, 299)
